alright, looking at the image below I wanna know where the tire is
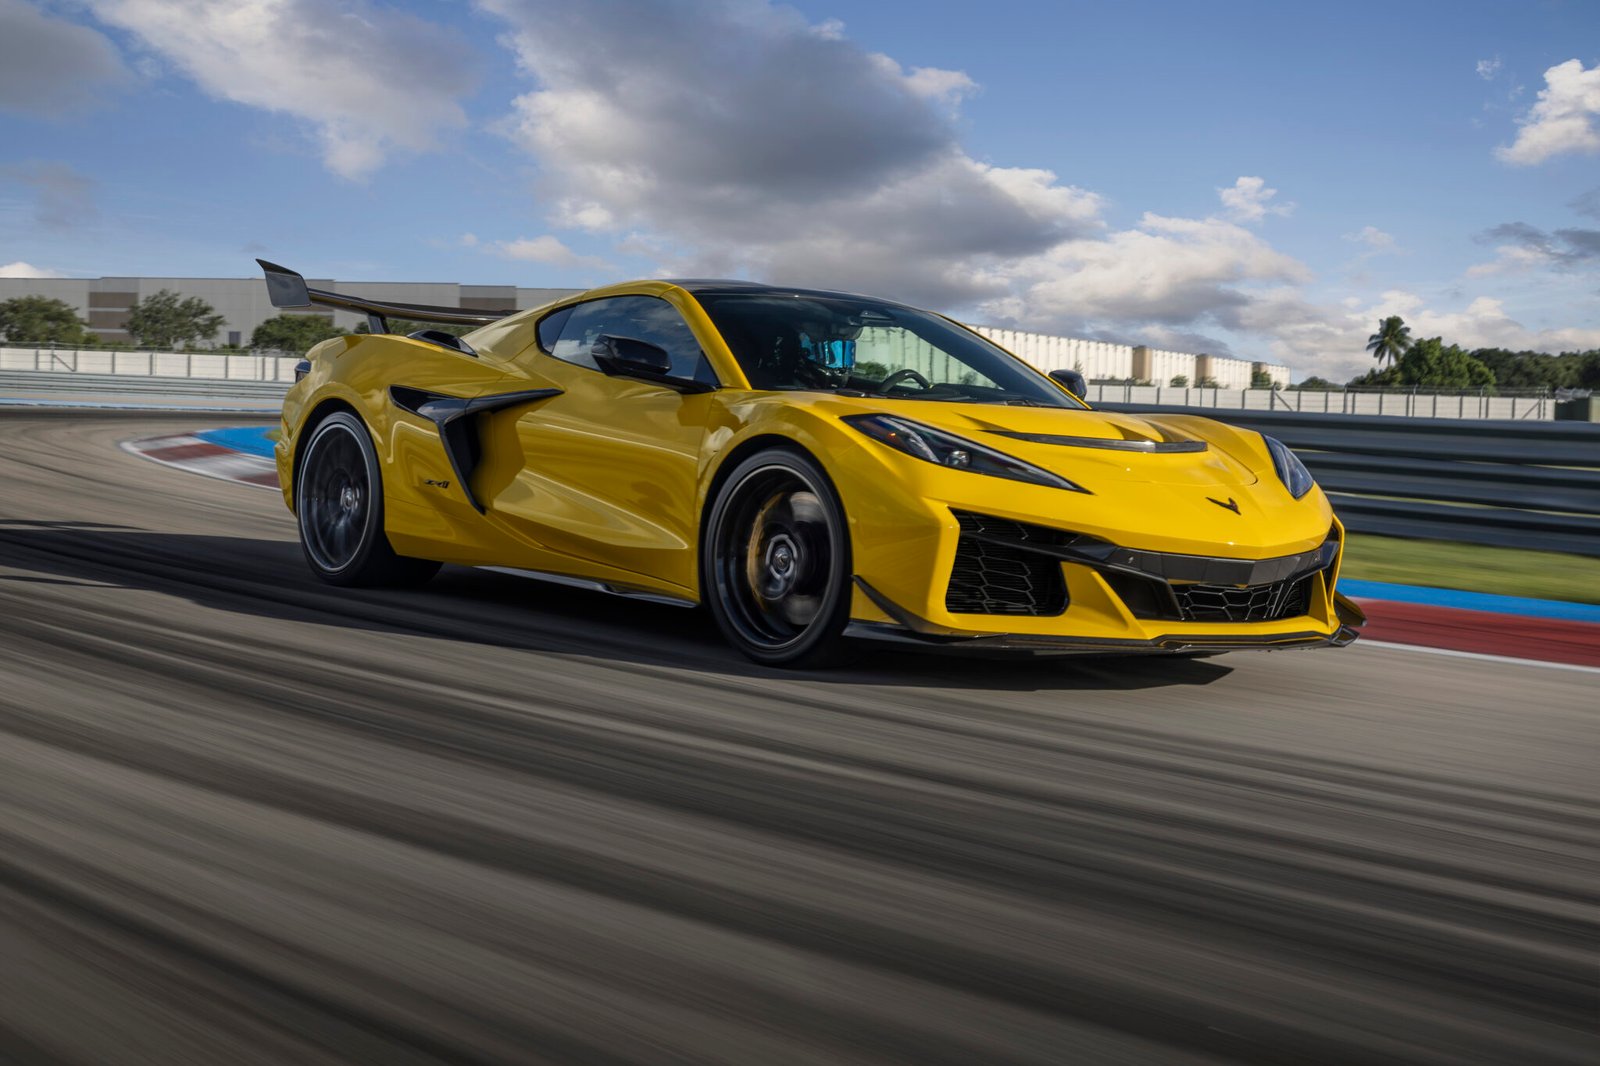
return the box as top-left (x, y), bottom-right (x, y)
top-left (295, 411), bottom-right (441, 588)
top-left (703, 447), bottom-right (854, 667)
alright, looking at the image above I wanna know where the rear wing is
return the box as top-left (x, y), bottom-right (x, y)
top-left (256, 259), bottom-right (515, 334)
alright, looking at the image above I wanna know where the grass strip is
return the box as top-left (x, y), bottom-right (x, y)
top-left (1340, 534), bottom-right (1600, 605)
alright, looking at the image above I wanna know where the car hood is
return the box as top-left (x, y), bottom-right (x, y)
top-left (829, 399), bottom-right (1268, 489)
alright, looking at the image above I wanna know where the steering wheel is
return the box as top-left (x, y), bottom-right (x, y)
top-left (875, 368), bottom-right (932, 393)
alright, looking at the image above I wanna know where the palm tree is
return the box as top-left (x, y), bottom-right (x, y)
top-left (1366, 315), bottom-right (1412, 368)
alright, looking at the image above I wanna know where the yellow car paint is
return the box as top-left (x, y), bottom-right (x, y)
top-left (276, 279), bottom-right (1351, 651)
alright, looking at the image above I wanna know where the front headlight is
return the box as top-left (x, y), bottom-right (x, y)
top-left (1264, 435), bottom-right (1314, 499)
top-left (843, 413), bottom-right (1089, 493)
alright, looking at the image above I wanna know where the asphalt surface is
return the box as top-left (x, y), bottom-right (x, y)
top-left (0, 411), bottom-right (1595, 1066)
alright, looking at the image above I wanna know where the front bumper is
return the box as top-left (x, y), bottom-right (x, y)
top-left (845, 498), bottom-right (1363, 653)
top-left (850, 575), bottom-right (1365, 655)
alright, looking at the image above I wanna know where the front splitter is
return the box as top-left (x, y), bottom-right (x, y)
top-left (849, 575), bottom-right (1359, 656)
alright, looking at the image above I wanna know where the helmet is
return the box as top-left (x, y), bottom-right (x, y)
top-left (798, 331), bottom-right (855, 383)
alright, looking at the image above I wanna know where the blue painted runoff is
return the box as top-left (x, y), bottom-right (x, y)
top-left (196, 426), bottom-right (276, 459)
top-left (1339, 579), bottom-right (1600, 623)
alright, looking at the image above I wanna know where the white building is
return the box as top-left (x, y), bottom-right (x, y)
top-left (970, 325), bottom-right (1289, 389)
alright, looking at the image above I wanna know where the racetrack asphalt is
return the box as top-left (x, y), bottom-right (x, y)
top-left (1, 411), bottom-right (1595, 1065)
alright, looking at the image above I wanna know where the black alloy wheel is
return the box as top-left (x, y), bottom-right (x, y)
top-left (295, 411), bottom-right (440, 587)
top-left (704, 447), bottom-right (853, 667)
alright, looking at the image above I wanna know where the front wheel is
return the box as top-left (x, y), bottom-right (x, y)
top-left (703, 447), bottom-right (854, 667)
top-left (295, 411), bottom-right (441, 588)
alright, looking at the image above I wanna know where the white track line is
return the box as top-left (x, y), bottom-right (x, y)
top-left (1355, 639), bottom-right (1600, 675)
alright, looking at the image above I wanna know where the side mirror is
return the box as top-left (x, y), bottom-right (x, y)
top-left (1050, 368), bottom-right (1087, 397)
top-left (592, 334), bottom-right (671, 376)
top-left (590, 334), bottom-right (713, 393)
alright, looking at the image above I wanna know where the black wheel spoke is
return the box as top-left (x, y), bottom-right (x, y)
top-left (712, 463), bottom-right (841, 655)
top-left (300, 423), bottom-right (371, 573)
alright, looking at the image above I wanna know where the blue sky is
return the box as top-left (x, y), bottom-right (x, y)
top-left (1, 0), bottom-right (1596, 379)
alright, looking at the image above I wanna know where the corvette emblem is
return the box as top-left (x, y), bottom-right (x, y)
top-left (1208, 496), bottom-right (1241, 514)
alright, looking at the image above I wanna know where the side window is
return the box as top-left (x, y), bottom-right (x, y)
top-left (548, 296), bottom-right (716, 385)
top-left (536, 306), bottom-right (573, 353)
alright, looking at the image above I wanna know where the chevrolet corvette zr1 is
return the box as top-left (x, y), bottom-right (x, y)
top-left (260, 260), bottom-right (1363, 666)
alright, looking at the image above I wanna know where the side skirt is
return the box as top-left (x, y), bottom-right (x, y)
top-left (478, 565), bottom-right (697, 609)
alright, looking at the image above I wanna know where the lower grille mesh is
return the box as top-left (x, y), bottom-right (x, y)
top-left (1172, 576), bottom-right (1312, 623)
top-left (946, 513), bottom-right (1068, 616)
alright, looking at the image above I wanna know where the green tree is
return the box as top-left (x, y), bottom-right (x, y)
top-left (1291, 376), bottom-right (1337, 390)
top-left (1250, 368), bottom-right (1276, 389)
top-left (1469, 347), bottom-right (1600, 390)
top-left (1577, 352), bottom-right (1600, 389)
top-left (1365, 315), bottom-right (1412, 368)
top-left (124, 290), bottom-right (225, 348)
top-left (1394, 337), bottom-right (1496, 389)
top-left (251, 313), bottom-right (345, 354)
top-left (1168, 374), bottom-right (1188, 387)
top-left (1347, 365), bottom-right (1403, 387)
top-left (0, 295), bottom-right (92, 345)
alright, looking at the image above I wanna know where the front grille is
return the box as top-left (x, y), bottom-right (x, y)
top-left (942, 512), bottom-right (1330, 623)
top-left (1171, 575), bottom-right (1312, 623)
top-left (946, 512), bottom-right (1069, 616)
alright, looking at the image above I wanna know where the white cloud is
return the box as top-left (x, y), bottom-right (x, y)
top-left (1476, 57), bottom-right (1501, 81)
top-left (0, 261), bottom-right (67, 278)
top-left (1343, 225), bottom-right (1396, 251)
top-left (0, 160), bottom-right (95, 228)
top-left (1466, 221), bottom-right (1600, 276)
top-left (84, 0), bottom-right (478, 179)
top-left (1465, 245), bottom-right (1550, 277)
top-left (491, 234), bottom-right (611, 272)
top-left (1202, 286), bottom-right (1600, 382)
top-left (1366, 291), bottom-right (1600, 353)
top-left (0, 0), bottom-right (128, 116)
top-left (985, 212), bottom-right (1310, 333)
top-left (465, 1), bottom-right (1589, 379)
top-left (1217, 176), bottom-right (1292, 222)
top-left (1496, 59), bottom-right (1600, 165)
top-left (1573, 186), bottom-right (1600, 220)
top-left (901, 65), bottom-right (977, 108)
top-left (479, 0), bottom-right (1101, 309)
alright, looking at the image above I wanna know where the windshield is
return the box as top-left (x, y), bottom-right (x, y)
top-left (696, 293), bottom-right (1085, 408)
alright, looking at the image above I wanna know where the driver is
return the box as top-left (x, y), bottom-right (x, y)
top-left (796, 328), bottom-right (856, 388)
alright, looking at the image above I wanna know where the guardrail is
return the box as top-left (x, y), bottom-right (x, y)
top-left (1083, 382), bottom-right (1568, 421)
top-left (0, 345), bottom-right (301, 381)
top-left (0, 369), bottom-right (288, 407)
top-left (1099, 404), bottom-right (1600, 556)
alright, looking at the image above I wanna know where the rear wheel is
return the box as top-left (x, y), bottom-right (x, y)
top-left (703, 448), bottom-right (853, 667)
top-left (296, 411), bottom-right (440, 588)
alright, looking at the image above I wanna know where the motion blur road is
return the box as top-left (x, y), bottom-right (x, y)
top-left (1, 411), bottom-right (1595, 1065)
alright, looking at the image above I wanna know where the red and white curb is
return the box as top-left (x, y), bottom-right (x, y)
top-left (121, 433), bottom-right (280, 490)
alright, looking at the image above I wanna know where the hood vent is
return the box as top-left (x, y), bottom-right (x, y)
top-left (986, 430), bottom-right (1208, 453)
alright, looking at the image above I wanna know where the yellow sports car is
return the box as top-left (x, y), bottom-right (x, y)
top-left (260, 260), bottom-right (1364, 666)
